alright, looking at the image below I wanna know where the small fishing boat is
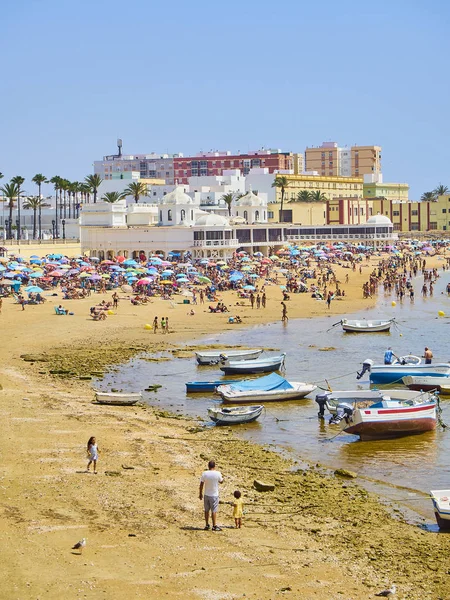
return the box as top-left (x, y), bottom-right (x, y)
top-left (430, 489), bottom-right (450, 530)
top-left (340, 318), bottom-right (394, 333)
top-left (217, 372), bottom-right (316, 403)
top-left (220, 353), bottom-right (286, 375)
top-left (357, 356), bottom-right (450, 384)
top-left (329, 394), bottom-right (437, 440)
top-left (195, 348), bottom-right (263, 365)
top-left (95, 391), bottom-right (142, 405)
top-left (207, 404), bottom-right (264, 425)
top-left (315, 388), bottom-right (436, 417)
top-left (402, 375), bottom-right (450, 394)
top-left (186, 380), bottom-right (237, 393)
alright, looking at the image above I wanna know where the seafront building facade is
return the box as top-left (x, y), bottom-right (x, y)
top-left (305, 142), bottom-right (382, 178)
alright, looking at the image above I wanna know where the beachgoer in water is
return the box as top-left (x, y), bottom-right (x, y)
top-left (384, 347), bottom-right (397, 365)
top-left (423, 347), bottom-right (433, 364)
top-left (281, 301), bottom-right (288, 322)
top-left (86, 436), bottom-right (99, 474)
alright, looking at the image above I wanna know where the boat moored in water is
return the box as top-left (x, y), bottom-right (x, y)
top-left (195, 348), bottom-right (263, 365)
top-left (186, 380), bottom-right (237, 393)
top-left (217, 372), bottom-right (316, 403)
top-left (357, 356), bottom-right (450, 384)
top-left (220, 353), bottom-right (286, 375)
top-left (207, 404), bottom-right (264, 425)
top-left (402, 375), bottom-right (450, 394)
top-left (340, 318), bottom-right (394, 333)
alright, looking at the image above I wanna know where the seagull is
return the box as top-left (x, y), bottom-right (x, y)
top-left (72, 537), bottom-right (86, 554)
top-left (375, 584), bottom-right (396, 597)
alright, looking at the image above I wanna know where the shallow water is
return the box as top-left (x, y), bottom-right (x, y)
top-left (96, 264), bottom-right (450, 521)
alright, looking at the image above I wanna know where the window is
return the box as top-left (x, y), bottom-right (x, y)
top-left (429, 222), bottom-right (438, 230)
top-left (412, 210), bottom-right (418, 216)
top-left (180, 209), bottom-right (185, 221)
top-left (168, 209), bottom-right (172, 221)
top-left (268, 211), bottom-right (274, 219)
top-left (255, 210), bottom-right (260, 221)
top-left (243, 211), bottom-right (248, 221)
top-left (393, 210), bottom-right (400, 216)
top-left (443, 209), bottom-right (447, 213)
top-left (410, 223), bottom-right (419, 231)
top-left (159, 210), bottom-right (162, 221)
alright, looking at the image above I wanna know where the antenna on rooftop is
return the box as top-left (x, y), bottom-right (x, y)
top-left (117, 138), bottom-right (123, 157)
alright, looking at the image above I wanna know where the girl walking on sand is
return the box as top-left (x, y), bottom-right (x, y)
top-left (232, 490), bottom-right (244, 528)
top-left (86, 436), bottom-right (99, 474)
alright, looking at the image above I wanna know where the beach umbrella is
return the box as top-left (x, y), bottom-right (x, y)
top-left (49, 270), bottom-right (65, 277)
top-left (47, 253), bottom-right (63, 259)
top-left (30, 255), bottom-right (40, 258)
top-left (29, 272), bottom-right (43, 278)
top-left (137, 278), bottom-right (153, 285)
top-left (4, 272), bottom-right (16, 278)
top-left (0, 279), bottom-right (14, 285)
top-left (177, 277), bottom-right (189, 283)
top-left (89, 274), bottom-right (102, 280)
top-left (248, 273), bottom-right (260, 278)
top-left (24, 285), bottom-right (44, 293)
top-left (67, 269), bottom-right (80, 275)
top-left (59, 264), bottom-right (70, 269)
top-left (176, 273), bottom-right (187, 278)
top-left (121, 284), bottom-right (133, 292)
top-left (127, 276), bottom-right (138, 282)
top-left (0, 257), bottom-right (8, 263)
top-left (198, 276), bottom-right (211, 284)
top-left (261, 258), bottom-right (272, 264)
top-left (160, 280), bottom-right (173, 284)
top-left (161, 269), bottom-right (174, 275)
top-left (253, 252), bottom-right (263, 257)
top-left (243, 285), bottom-right (256, 291)
top-left (161, 260), bottom-right (172, 266)
top-left (30, 258), bottom-right (42, 264)
top-left (0, 265), bottom-right (6, 271)
top-left (101, 260), bottom-right (115, 265)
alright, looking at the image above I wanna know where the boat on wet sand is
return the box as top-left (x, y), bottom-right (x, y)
top-left (195, 348), bottom-right (263, 365)
top-left (430, 489), bottom-right (450, 530)
top-left (207, 404), bottom-right (264, 425)
top-left (95, 391), bottom-right (142, 405)
top-left (332, 395), bottom-right (437, 440)
top-left (186, 380), bottom-right (237, 393)
top-left (340, 318), bottom-right (394, 333)
top-left (220, 353), bottom-right (286, 375)
top-left (402, 375), bottom-right (450, 394)
top-left (217, 372), bottom-right (316, 403)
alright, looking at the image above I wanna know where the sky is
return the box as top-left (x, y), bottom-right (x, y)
top-left (0, 0), bottom-right (449, 199)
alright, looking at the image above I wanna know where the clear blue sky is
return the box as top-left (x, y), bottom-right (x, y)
top-left (1, 0), bottom-right (449, 199)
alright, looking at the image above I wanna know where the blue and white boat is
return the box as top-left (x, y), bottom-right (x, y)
top-left (217, 372), bottom-right (316, 403)
top-left (186, 380), bottom-right (237, 393)
top-left (358, 356), bottom-right (450, 385)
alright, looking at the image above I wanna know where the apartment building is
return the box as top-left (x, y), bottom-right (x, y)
top-left (94, 152), bottom-right (181, 185)
top-left (372, 196), bottom-right (450, 232)
top-left (173, 149), bottom-right (293, 184)
top-left (305, 142), bottom-right (382, 178)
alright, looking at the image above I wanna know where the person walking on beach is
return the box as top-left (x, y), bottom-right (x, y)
top-left (165, 316), bottom-right (169, 334)
top-left (256, 294), bottom-right (261, 309)
top-left (199, 460), bottom-right (223, 531)
top-left (281, 301), bottom-right (288, 322)
top-left (261, 292), bottom-right (266, 308)
top-left (326, 291), bottom-right (333, 309)
top-left (423, 347), bottom-right (433, 364)
top-left (153, 316), bottom-right (158, 334)
top-left (86, 436), bottom-right (99, 474)
top-left (112, 292), bottom-right (119, 309)
top-left (250, 293), bottom-right (255, 309)
top-left (199, 290), bottom-right (204, 304)
top-left (232, 490), bottom-right (244, 529)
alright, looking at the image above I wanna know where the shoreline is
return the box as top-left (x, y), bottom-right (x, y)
top-left (2, 254), bottom-right (450, 598)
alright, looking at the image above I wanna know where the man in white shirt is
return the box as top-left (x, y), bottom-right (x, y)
top-left (199, 460), bottom-right (224, 531)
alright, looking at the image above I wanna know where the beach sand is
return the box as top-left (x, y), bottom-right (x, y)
top-left (1, 255), bottom-right (449, 599)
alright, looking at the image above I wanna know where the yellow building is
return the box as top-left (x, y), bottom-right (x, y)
top-left (372, 195), bottom-right (450, 232)
top-left (271, 173), bottom-right (364, 203)
top-left (364, 181), bottom-right (409, 203)
top-left (267, 201), bottom-right (327, 226)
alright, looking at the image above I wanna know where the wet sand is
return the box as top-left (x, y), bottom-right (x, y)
top-left (1, 256), bottom-right (449, 599)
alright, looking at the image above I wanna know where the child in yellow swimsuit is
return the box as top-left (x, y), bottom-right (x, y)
top-left (232, 490), bottom-right (244, 528)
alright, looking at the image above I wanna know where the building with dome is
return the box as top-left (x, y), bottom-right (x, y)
top-left (234, 189), bottom-right (268, 224)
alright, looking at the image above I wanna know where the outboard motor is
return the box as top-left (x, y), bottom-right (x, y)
top-left (315, 392), bottom-right (329, 419)
top-left (356, 358), bottom-right (373, 380)
top-left (329, 402), bottom-right (354, 425)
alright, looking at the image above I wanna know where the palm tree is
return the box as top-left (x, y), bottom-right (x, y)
top-left (124, 181), bottom-right (148, 203)
top-left (433, 184), bottom-right (449, 197)
top-left (32, 174), bottom-right (47, 239)
top-left (421, 191), bottom-right (436, 202)
top-left (310, 190), bottom-right (328, 202)
top-left (272, 176), bottom-right (290, 222)
top-left (0, 182), bottom-right (19, 239)
top-left (50, 176), bottom-right (62, 237)
top-left (296, 190), bottom-right (313, 202)
top-left (221, 192), bottom-right (235, 216)
top-left (11, 176), bottom-right (25, 239)
top-left (23, 196), bottom-right (50, 239)
top-left (84, 174), bottom-right (103, 203)
top-left (102, 191), bottom-right (127, 204)
top-left (79, 182), bottom-right (90, 205)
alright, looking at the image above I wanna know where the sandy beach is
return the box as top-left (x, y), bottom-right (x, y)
top-left (1, 253), bottom-right (450, 600)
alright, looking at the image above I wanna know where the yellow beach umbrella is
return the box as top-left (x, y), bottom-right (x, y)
top-left (160, 280), bottom-right (173, 284)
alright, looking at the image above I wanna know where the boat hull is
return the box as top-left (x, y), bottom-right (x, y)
top-left (95, 392), bottom-right (142, 406)
top-left (431, 490), bottom-right (450, 530)
top-left (342, 320), bottom-right (392, 333)
top-left (220, 354), bottom-right (286, 375)
top-left (321, 389), bottom-right (435, 415)
top-left (218, 383), bottom-right (316, 403)
top-left (186, 380), bottom-right (236, 393)
top-left (208, 405), bottom-right (263, 425)
top-left (196, 349), bottom-right (262, 365)
top-left (341, 403), bottom-right (436, 440)
top-left (370, 364), bottom-right (450, 384)
top-left (402, 375), bottom-right (450, 393)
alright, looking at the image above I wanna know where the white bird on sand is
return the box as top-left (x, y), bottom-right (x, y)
top-left (72, 537), bottom-right (86, 554)
top-left (375, 584), bottom-right (396, 597)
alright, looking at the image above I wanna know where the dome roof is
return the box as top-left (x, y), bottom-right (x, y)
top-left (366, 214), bottom-right (392, 225)
top-left (162, 186), bottom-right (193, 205)
top-left (195, 213), bottom-right (230, 227)
top-left (236, 189), bottom-right (263, 207)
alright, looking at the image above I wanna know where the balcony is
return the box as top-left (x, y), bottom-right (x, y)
top-left (193, 238), bottom-right (239, 247)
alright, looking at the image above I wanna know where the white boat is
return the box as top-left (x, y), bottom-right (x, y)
top-left (340, 318), bottom-right (394, 333)
top-left (329, 394), bottom-right (437, 440)
top-left (315, 388), bottom-right (436, 417)
top-left (95, 391), bottom-right (142, 405)
top-left (220, 353), bottom-right (286, 375)
top-left (195, 348), bottom-right (263, 365)
top-left (218, 372), bottom-right (316, 403)
top-left (402, 375), bottom-right (450, 394)
top-left (357, 356), bottom-right (450, 384)
top-left (430, 489), bottom-right (450, 530)
top-left (207, 405), bottom-right (264, 425)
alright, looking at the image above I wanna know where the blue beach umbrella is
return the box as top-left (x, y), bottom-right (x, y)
top-left (24, 285), bottom-right (44, 293)
top-left (243, 285), bottom-right (256, 291)
top-left (29, 272), bottom-right (44, 278)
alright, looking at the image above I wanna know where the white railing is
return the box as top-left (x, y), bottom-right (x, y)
top-left (285, 232), bottom-right (394, 241)
top-left (193, 238), bottom-right (239, 247)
